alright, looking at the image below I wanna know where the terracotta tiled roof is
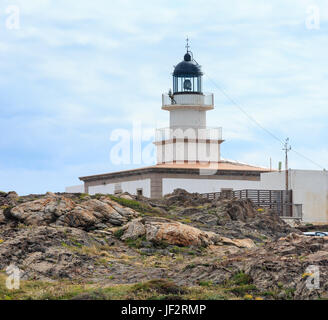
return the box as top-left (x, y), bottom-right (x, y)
top-left (154, 161), bottom-right (271, 172)
top-left (79, 160), bottom-right (271, 181)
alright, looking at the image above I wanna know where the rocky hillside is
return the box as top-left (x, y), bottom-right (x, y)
top-left (0, 189), bottom-right (326, 300)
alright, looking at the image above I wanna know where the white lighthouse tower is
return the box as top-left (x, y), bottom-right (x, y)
top-left (74, 43), bottom-right (270, 199)
top-left (155, 43), bottom-right (223, 164)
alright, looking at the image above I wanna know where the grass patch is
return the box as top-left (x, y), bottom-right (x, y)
top-left (132, 279), bottom-right (186, 295)
top-left (231, 272), bottom-right (252, 286)
top-left (113, 228), bottom-right (125, 239)
top-left (198, 280), bottom-right (213, 287)
top-left (125, 236), bottom-right (147, 248)
top-left (228, 284), bottom-right (258, 296)
top-left (79, 193), bottom-right (89, 201)
top-left (108, 195), bottom-right (158, 214)
top-left (0, 272), bottom-right (238, 300)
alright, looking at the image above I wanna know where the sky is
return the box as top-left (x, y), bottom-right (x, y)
top-left (0, 0), bottom-right (327, 195)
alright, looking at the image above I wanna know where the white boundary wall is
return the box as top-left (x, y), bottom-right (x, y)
top-left (260, 170), bottom-right (328, 223)
top-left (65, 185), bottom-right (84, 193)
top-left (88, 179), bottom-right (151, 198)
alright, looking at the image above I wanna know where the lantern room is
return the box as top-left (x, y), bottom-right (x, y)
top-left (172, 51), bottom-right (203, 94)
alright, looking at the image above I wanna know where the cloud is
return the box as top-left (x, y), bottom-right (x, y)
top-left (0, 0), bottom-right (327, 194)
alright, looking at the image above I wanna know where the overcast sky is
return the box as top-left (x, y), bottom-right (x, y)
top-left (0, 0), bottom-right (327, 195)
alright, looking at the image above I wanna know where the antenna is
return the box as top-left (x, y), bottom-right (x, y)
top-left (185, 37), bottom-right (190, 52)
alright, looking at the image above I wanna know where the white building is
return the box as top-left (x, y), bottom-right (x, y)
top-left (259, 170), bottom-right (328, 224)
top-left (66, 47), bottom-right (328, 224)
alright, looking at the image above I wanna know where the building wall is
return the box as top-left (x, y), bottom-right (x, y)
top-left (260, 170), bottom-right (328, 223)
top-left (162, 178), bottom-right (261, 195)
top-left (156, 141), bottom-right (220, 163)
top-left (88, 179), bottom-right (151, 197)
top-left (170, 109), bottom-right (206, 128)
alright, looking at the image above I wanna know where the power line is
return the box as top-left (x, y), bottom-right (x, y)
top-left (205, 74), bottom-right (326, 170)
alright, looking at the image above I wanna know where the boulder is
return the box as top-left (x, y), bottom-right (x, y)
top-left (65, 199), bottom-right (126, 229)
top-left (10, 197), bottom-right (75, 225)
top-left (121, 218), bottom-right (146, 240)
top-left (145, 220), bottom-right (214, 247)
top-left (218, 237), bottom-right (256, 249)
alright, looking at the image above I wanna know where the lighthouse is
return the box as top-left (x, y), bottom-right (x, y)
top-left (155, 44), bottom-right (223, 165)
top-left (74, 43), bottom-right (270, 198)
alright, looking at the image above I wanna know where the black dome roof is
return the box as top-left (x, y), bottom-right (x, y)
top-left (173, 52), bottom-right (203, 77)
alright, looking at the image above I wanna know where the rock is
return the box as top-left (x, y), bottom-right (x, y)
top-left (0, 225), bottom-right (100, 281)
top-left (4, 191), bottom-right (19, 206)
top-left (100, 197), bottom-right (138, 220)
top-left (45, 192), bottom-right (57, 198)
top-left (176, 233), bottom-right (328, 300)
top-left (190, 212), bottom-right (219, 226)
top-left (163, 189), bottom-right (210, 207)
top-left (145, 219), bottom-right (214, 247)
top-left (6, 191), bottom-right (18, 200)
top-left (218, 237), bottom-right (256, 249)
top-left (0, 209), bottom-right (5, 223)
top-left (10, 197), bottom-right (75, 225)
top-left (120, 193), bottom-right (133, 200)
top-left (121, 219), bottom-right (146, 241)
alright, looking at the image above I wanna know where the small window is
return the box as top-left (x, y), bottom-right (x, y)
top-left (137, 188), bottom-right (143, 197)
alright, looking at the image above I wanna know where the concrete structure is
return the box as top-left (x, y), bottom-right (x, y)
top-left (259, 170), bottom-right (328, 223)
top-left (65, 46), bottom-right (328, 223)
top-left (72, 161), bottom-right (268, 198)
top-left (66, 47), bottom-right (269, 198)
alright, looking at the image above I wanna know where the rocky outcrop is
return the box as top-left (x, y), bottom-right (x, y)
top-left (0, 225), bottom-right (102, 280)
top-left (4, 194), bottom-right (138, 230)
top-left (121, 218), bottom-right (146, 241)
top-left (1, 189), bottom-right (320, 300)
top-left (0, 191), bottom-right (19, 207)
top-left (64, 199), bottom-right (129, 229)
top-left (120, 217), bottom-right (255, 249)
top-left (175, 232), bottom-right (328, 300)
top-left (145, 219), bottom-right (214, 247)
top-left (10, 196), bottom-right (75, 225)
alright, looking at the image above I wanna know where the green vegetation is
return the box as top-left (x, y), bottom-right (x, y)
top-left (2, 206), bottom-right (13, 218)
top-left (228, 284), bottom-right (258, 296)
top-left (0, 273), bottom-right (238, 300)
top-left (133, 279), bottom-right (186, 295)
top-left (198, 280), bottom-right (213, 287)
top-left (168, 245), bottom-right (200, 256)
top-left (231, 271), bottom-right (253, 286)
top-left (124, 236), bottom-right (147, 249)
top-left (223, 271), bottom-right (258, 297)
top-left (79, 193), bottom-right (89, 201)
top-left (108, 195), bottom-right (158, 214)
top-left (113, 228), bottom-right (125, 239)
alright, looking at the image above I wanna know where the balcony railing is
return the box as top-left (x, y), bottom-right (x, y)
top-left (162, 93), bottom-right (214, 107)
top-left (155, 126), bottom-right (222, 142)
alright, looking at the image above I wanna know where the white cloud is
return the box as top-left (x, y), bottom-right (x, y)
top-left (0, 0), bottom-right (327, 193)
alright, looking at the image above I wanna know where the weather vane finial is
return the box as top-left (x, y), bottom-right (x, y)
top-left (186, 37), bottom-right (190, 52)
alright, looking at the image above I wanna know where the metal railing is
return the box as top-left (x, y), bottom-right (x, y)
top-left (202, 189), bottom-right (303, 219)
top-left (162, 93), bottom-right (214, 107)
top-left (155, 126), bottom-right (222, 142)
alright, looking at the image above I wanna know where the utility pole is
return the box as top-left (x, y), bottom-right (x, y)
top-left (283, 138), bottom-right (291, 204)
